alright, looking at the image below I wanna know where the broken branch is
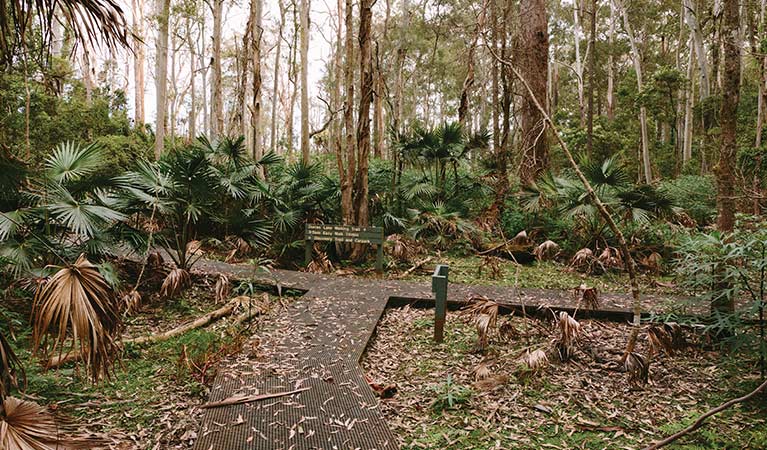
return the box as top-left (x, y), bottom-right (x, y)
top-left (200, 387), bottom-right (311, 409)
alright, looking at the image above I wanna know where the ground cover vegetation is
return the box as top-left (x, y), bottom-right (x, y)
top-left (1, 0), bottom-right (766, 448)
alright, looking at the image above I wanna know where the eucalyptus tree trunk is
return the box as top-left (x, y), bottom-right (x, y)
top-left (458, 2), bottom-right (485, 133)
top-left (169, 31), bottom-right (178, 142)
top-left (353, 0), bottom-right (373, 234)
top-left (373, 45), bottom-right (384, 158)
top-left (132, 0), bottom-right (145, 125)
top-left (250, 0), bottom-right (264, 162)
top-left (616, 0), bottom-right (651, 183)
top-left (716, 0), bottom-right (740, 234)
top-left (490, 0), bottom-right (500, 152)
top-left (573, 0), bottom-right (586, 127)
top-left (154, 0), bottom-right (170, 158)
top-left (683, 38), bottom-right (695, 164)
top-left (586, 0), bottom-right (596, 154)
top-left (211, 0), bottom-right (224, 137)
top-left (299, 0), bottom-right (310, 164)
top-left (606, 0), bottom-right (616, 121)
top-left (683, 0), bottom-right (710, 100)
top-left (517, 0), bottom-right (549, 185)
top-left (187, 16), bottom-right (197, 140)
top-left (330, 0), bottom-right (343, 159)
top-left (286, 2), bottom-right (299, 160)
top-left (271, 0), bottom-right (286, 153)
top-left (341, 0), bottom-right (355, 225)
top-left (199, 17), bottom-right (209, 137)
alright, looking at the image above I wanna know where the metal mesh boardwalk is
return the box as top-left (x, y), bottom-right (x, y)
top-left (192, 260), bottom-right (656, 449)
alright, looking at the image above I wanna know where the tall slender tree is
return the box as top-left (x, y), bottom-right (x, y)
top-left (132, 0), bottom-right (146, 125)
top-left (154, 0), bottom-right (171, 158)
top-left (211, 0), bottom-right (224, 137)
top-left (300, 0), bottom-right (310, 163)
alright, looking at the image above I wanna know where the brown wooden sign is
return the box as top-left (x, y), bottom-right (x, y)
top-left (305, 224), bottom-right (385, 272)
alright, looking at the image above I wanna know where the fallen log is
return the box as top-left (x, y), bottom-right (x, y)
top-left (47, 295), bottom-right (254, 368)
top-left (394, 256), bottom-right (433, 279)
top-left (643, 377), bottom-right (767, 449)
top-left (200, 387), bottom-right (310, 409)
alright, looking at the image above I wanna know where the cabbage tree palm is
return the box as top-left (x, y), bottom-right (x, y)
top-left (120, 136), bottom-right (279, 271)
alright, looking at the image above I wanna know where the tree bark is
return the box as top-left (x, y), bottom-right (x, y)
top-left (458, 3), bottom-right (486, 133)
top-left (573, 0), bottom-right (586, 128)
top-left (616, 0), bottom-right (652, 183)
top-left (300, 0), bottom-right (311, 164)
top-left (606, 0), bottom-right (615, 121)
top-left (154, 0), bottom-right (170, 159)
top-left (271, 0), bottom-right (286, 153)
top-left (683, 0), bottom-right (710, 100)
top-left (517, 0), bottom-right (549, 185)
top-left (132, 0), bottom-right (145, 125)
top-left (341, 0), bottom-right (355, 225)
top-left (716, 0), bottom-right (740, 234)
top-left (251, 0), bottom-right (264, 163)
top-left (586, 0), bottom-right (597, 154)
top-left (211, 0), bottom-right (224, 137)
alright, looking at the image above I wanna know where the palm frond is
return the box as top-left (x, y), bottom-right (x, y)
top-left (0, 332), bottom-right (24, 399)
top-left (45, 142), bottom-right (103, 184)
top-left (32, 255), bottom-right (122, 383)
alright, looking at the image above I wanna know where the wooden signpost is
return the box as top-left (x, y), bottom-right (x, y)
top-left (432, 264), bottom-right (449, 343)
top-left (305, 223), bottom-right (385, 273)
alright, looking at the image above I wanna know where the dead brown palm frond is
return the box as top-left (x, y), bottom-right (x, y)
top-left (31, 255), bottom-right (121, 384)
top-left (463, 295), bottom-right (500, 352)
top-left (147, 251), bottom-right (164, 270)
top-left (121, 290), bottom-right (142, 316)
top-left (553, 311), bottom-right (581, 362)
top-left (477, 255), bottom-right (503, 280)
top-left (573, 283), bottom-right (599, 310)
top-left (0, 332), bottom-right (24, 399)
top-left (515, 348), bottom-right (549, 380)
top-left (624, 352), bottom-right (649, 386)
top-left (473, 374), bottom-right (509, 391)
top-left (510, 230), bottom-right (529, 245)
top-left (186, 240), bottom-right (204, 257)
top-left (498, 318), bottom-right (518, 342)
top-left (533, 240), bottom-right (560, 261)
top-left (640, 252), bottom-right (663, 275)
top-left (0, 396), bottom-right (105, 449)
top-left (472, 360), bottom-right (493, 382)
top-left (214, 274), bottom-right (231, 304)
top-left (597, 246), bottom-right (622, 270)
top-left (570, 248), bottom-right (594, 272)
top-left (307, 249), bottom-right (333, 273)
top-left (159, 268), bottom-right (191, 300)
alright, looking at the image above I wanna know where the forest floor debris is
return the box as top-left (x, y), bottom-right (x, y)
top-left (361, 306), bottom-right (767, 449)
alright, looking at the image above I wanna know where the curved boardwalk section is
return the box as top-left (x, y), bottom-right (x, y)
top-left (193, 260), bottom-right (654, 449)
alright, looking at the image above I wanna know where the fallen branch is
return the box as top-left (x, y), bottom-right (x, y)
top-left (477, 239), bottom-right (515, 255)
top-left (643, 378), bottom-right (767, 450)
top-left (47, 296), bottom-right (254, 368)
top-left (395, 256), bottom-right (433, 279)
top-left (200, 387), bottom-right (311, 409)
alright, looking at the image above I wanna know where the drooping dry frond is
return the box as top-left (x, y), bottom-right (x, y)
top-left (147, 251), bottom-right (164, 270)
top-left (570, 248), bottom-right (594, 271)
top-left (510, 230), bottom-right (529, 245)
top-left (553, 311), bottom-right (581, 362)
top-left (533, 240), bottom-right (560, 261)
top-left (647, 323), bottom-right (685, 358)
top-left (31, 255), bottom-right (121, 383)
top-left (307, 250), bottom-right (334, 273)
top-left (0, 332), bottom-right (24, 399)
top-left (463, 295), bottom-right (500, 352)
top-left (0, 396), bottom-right (105, 449)
top-left (214, 274), bottom-right (231, 304)
top-left (186, 240), bottom-right (204, 257)
top-left (160, 268), bottom-right (191, 299)
top-left (386, 234), bottom-right (425, 263)
top-left (498, 318), bottom-right (518, 342)
top-left (640, 252), bottom-right (663, 275)
top-left (472, 360), bottom-right (493, 382)
top-left (121, 290), bottom-right (142, 316)
top-left (477, 256), bottom-right (503, 280)
top-left (574, 283), bottom-right (599, 310)
top-left (597, 246), bottom-right (622, 270)
top-left (625, 352), bottom-right (649, 386)
top-left (525, 349), bottom-right (550, 371)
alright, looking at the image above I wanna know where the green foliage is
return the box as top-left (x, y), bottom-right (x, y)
top-left (430, 374), bottom-right (472, 412)
top-left (659, 175), bottom-right (717, 226)
top-left (120, 136), bottom-right (278, 269)
top-left (674, 230), bottom-right (767, 364)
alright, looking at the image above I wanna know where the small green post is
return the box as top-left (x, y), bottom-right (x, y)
top-left (375, 230), bottom-right (384, 273)
top-left (432, 264), bottom-right (449, 343)
top-left (304, 223), bottom-right (313, 265)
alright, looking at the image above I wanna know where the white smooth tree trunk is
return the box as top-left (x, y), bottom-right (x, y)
top-left (616, 0), bottom-right (651, 183)
top-left (132, 0), bottom-right (146, 125)
top-left (683, 0), bottom-right (710, 100)
top-left (270, 0), bottom-right (286, 153)
top-left (211, 0), bottom-right (224, 137)
top-left (300, 0), bottom-right (310, 164)
top-left (573, 0), bottom-right (586, 127)
top-left (154, 0), bottom-right (170, 158)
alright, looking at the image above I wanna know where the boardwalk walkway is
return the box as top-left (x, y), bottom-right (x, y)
top-left (192, 260), bottom-right (661, 449)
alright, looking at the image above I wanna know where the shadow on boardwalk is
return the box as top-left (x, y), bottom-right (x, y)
top-left (192, 259), bottom-right (672, 449)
